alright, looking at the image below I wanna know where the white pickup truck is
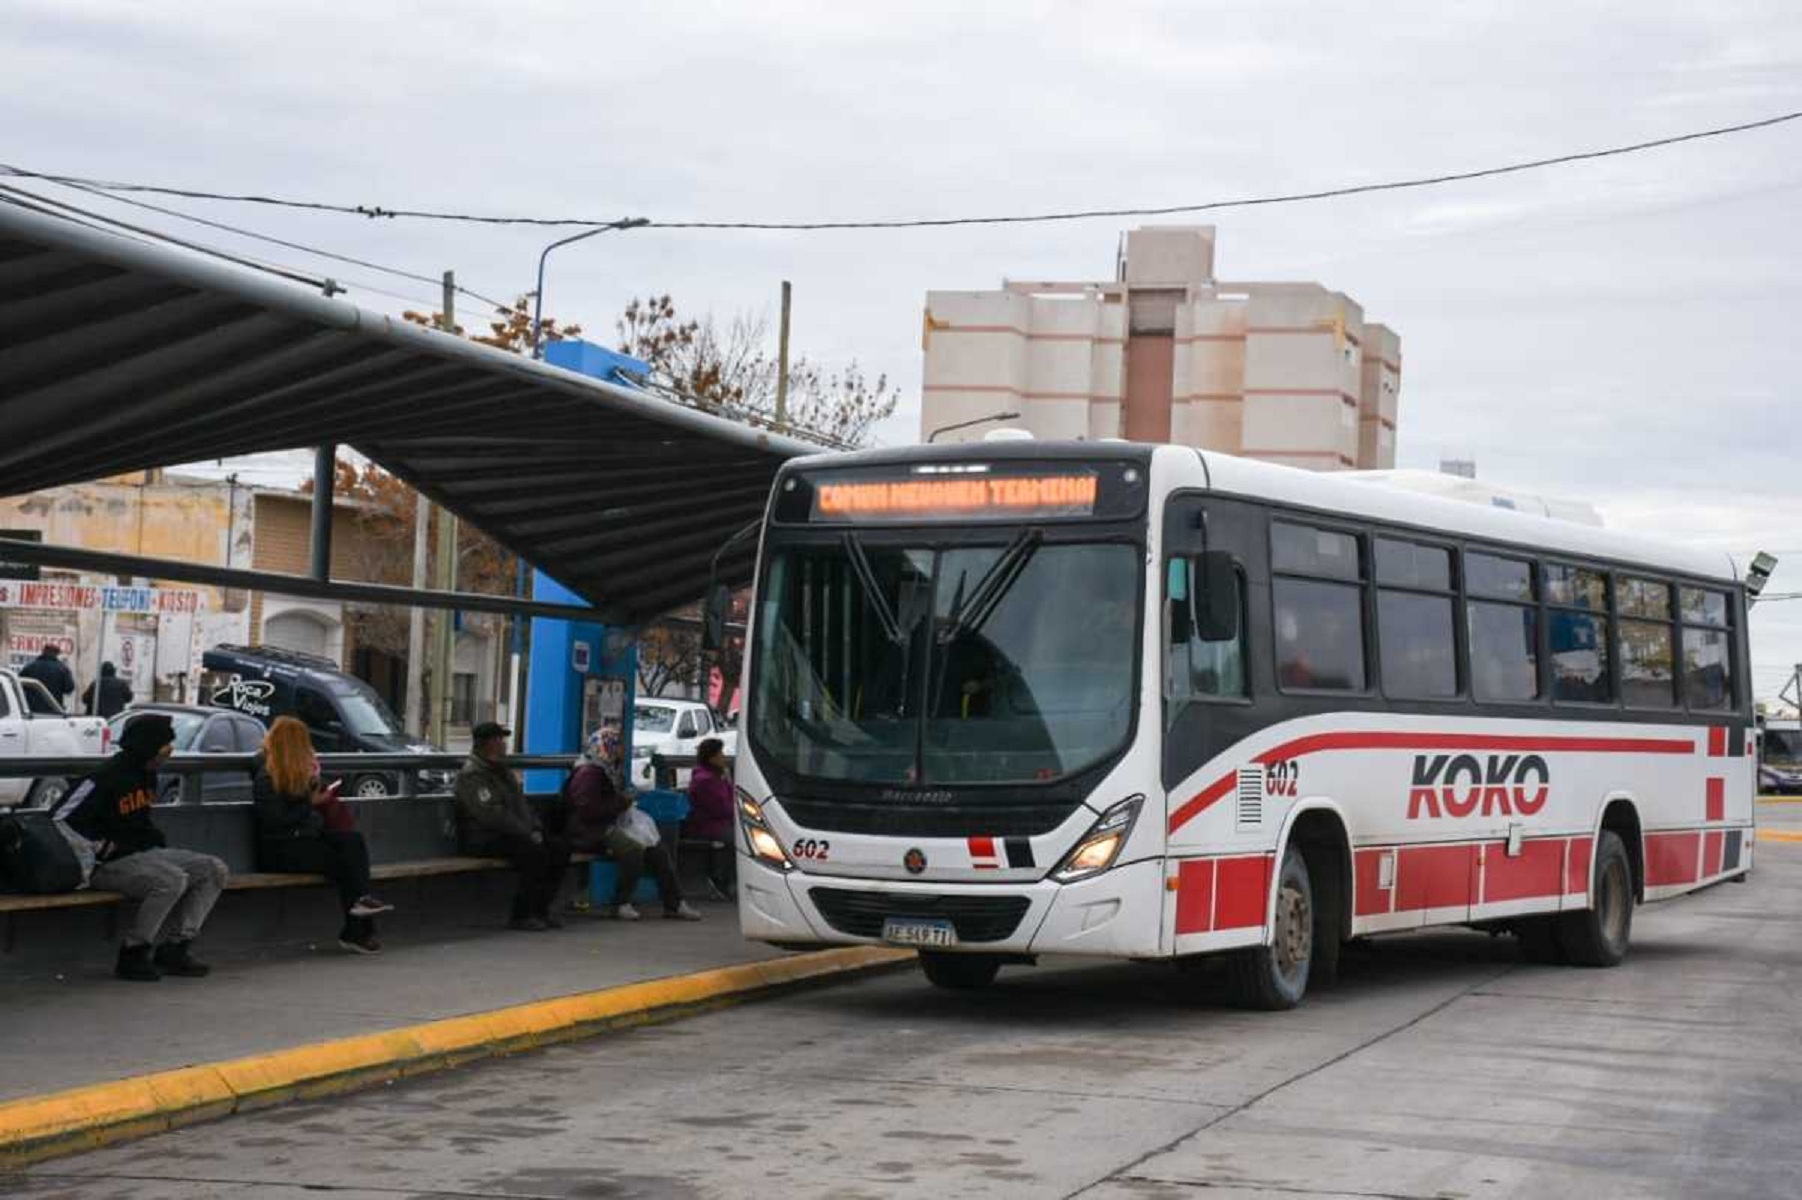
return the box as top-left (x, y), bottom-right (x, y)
top-left (631, 697), bottom-right (737, 787)
top-left (0, 669), bottom-right (111, 808)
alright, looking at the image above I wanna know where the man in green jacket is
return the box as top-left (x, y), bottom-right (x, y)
top-left (454, 722), bottom-right (569, 931)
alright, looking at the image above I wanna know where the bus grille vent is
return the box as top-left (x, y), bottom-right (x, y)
top-left (1235, 770), bottom-right (1263, 829)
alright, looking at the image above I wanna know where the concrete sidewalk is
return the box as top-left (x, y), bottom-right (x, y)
top-left (0, 897), bottom-right (801, 1104)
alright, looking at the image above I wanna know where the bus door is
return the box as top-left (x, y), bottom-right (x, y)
top-left (1160, 496), bottom-right (1261, 948)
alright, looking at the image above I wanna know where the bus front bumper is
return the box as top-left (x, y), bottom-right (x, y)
top-left (738, 855), bottom-right (1167, 959)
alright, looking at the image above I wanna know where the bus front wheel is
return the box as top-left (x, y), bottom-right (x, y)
top-left (1557, 830), bottom-right (1634, 967)
top-left (1225, 844), bottom-right (1313, 1011)
top-left (920, 952), bottom-right (1002, 991)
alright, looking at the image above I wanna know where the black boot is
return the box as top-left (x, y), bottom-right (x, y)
top-left (153, 940), bottom-right (211, 978)
top-left (115, 943), bottom-right (161, 982)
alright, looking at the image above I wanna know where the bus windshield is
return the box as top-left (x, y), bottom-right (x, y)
top-left (750, 538), bottom-right (1139, 786)
top-left (1765, 728), bottom-right (1802, 767)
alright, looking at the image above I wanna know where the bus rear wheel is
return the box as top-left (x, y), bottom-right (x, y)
top-left (1557, 830), bottom-right (1633, 967)
top-left (920, 952), bottom-right (1002, 991)
top-left (1225, 844), bottom-right (1313, 1011)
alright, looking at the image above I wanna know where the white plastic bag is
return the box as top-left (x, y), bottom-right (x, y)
top-left (617, 806), bottom-right (660, 848)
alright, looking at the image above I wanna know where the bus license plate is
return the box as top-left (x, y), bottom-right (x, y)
top-left (882, 918), bottom-right (957, 948)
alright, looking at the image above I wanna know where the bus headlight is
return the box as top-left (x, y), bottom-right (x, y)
top-left (1051, 795), bottom-right (1143, 883)
top-left (737, 787), bottom-right (792, 871)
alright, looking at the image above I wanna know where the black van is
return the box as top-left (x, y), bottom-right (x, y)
top-left (201, 644), bottom-right (452, 797)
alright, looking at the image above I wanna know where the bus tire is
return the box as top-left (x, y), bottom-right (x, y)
top-left (1557, 830), bottom-right (1633, 967)
top-left (1225, 844), bottom-right (1312, 1011)
top-left (920, 952), bottom-right (1002, 991)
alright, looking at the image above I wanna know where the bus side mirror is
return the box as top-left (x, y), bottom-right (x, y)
top-left (1166, 559), bottom-right (1194, 644)
top-left (702, 583), bottom-right (731, 652)
top-left (1196, 551), bottom-right (1240, 643)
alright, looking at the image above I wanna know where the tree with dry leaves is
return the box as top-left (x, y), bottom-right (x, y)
top-left (403, 294), bottom-right (581, 354)
top-left (617, 294), bottom-right (897, 446)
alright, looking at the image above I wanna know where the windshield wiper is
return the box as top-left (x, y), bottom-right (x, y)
top-left (841, 533), bottom-right (907, 645)
top-left (936, 528), bottom-right (1042, 645)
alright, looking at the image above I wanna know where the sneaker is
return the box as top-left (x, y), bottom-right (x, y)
top-left (508, 916), bottom-right (551, 932)
top-left (115, 944), bottom-right (161, 982)
top-left (338, 934), bottom-right (382, 955)
top-left (599, 904), bottom-right (642, 921)
top-left (350, 895), bottom-right (395, 918)
top-left (565, 897), bottom-right (593, 915)
top-left (665, 902), bottom-right (704, 922)
top-left (152, 940), bottom-right (211, 978)
top-left (704, 879), bottom-right (733, 903)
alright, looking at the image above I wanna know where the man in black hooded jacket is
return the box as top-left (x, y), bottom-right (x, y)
top-left (53, 713), bottom-right (229, 981)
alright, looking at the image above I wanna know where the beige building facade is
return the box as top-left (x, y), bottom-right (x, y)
top-left (921, 226), bottom-right (1401, 470)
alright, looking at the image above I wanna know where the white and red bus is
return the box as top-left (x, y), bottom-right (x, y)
top-left (730, 441), bottom-right (1756, 1007)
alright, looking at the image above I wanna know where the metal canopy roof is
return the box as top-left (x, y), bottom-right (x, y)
top-left (0, 200), bottom-right (830, 626)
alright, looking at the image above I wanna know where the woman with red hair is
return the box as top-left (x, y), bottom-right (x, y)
top-left (252, 716), bottom-right (392, 953)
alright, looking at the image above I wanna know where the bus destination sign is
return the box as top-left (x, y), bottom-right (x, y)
top-left (811, 471), bottom-right (1099, 522)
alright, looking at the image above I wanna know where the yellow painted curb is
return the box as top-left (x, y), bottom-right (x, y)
top-left (1759, 830), bottom-right (1802, 844)
top-left (0, 945), bottom-right (912, 1169)
top-left (1757, 796), bottom-right (1802, 805)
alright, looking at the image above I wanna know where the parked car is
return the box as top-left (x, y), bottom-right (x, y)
top-left (109, 704), bottom-right (266, 805)
top-left (0, 669), bottom-right (110, 809)
top-left (630, 697), bottom-right (736, 786)
top-left (201, 644), bottom-right (454, 797)
top-left (1759, 719), bottom-right (1802, 795)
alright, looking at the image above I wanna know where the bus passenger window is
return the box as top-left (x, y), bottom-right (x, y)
top-left (1680, 586), bottom-right (1733, 710)
top-left (1166, 557), bottom-right (1246, 706)
top-left (1274, 579), bottom-right (1366, 691)
top-left (1467, 552), bottom-right (1538, 701)
top-left (1546, 565), bottom-right (1611, 704)
top-left (1271, 521), bottom-right (1367, 692)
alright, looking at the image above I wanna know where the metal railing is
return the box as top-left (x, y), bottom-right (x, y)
top-left (0, 751), bottom-right (730, 806)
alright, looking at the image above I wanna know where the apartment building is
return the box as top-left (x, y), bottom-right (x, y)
top-left (921, 226), bottom-right (1401, 470)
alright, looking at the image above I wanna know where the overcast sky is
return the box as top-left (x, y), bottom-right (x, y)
top-left (4, 0), bottom-right (1800, 700)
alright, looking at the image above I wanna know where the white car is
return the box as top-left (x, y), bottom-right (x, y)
top-left (631, 698), bottom-right (736, 787)
top-left (0, 669), bottom-right (111, 809)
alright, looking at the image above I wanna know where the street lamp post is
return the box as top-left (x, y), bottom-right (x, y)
top-left (926, 410), bottom-right (1021, 443)
top-left (531, 217), bottom-right (651, 359)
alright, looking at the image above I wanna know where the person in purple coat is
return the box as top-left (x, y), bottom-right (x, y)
top-left (685, 738), bottom-right (736, 901)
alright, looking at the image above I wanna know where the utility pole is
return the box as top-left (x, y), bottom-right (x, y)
top-left (774, 280), bottom-right (792, 431)
top-left (424, 271), bottom-right (457, 745)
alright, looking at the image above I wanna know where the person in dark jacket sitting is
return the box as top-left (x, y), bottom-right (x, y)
top-left (252, 716), bottom-right (392, 954)
top-left (52, 713), bottom-right (228, 981)
top-left (81, 661), bottom-right (134, 719)
top-left (454, 722), bottom-right (569, 931)
top-left (565, 727), bottom-right (701, 922)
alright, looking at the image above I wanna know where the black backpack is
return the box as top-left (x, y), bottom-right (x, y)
top-left (0, 810), bottom-right (84, 894)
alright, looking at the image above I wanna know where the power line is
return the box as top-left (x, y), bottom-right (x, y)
top-left (3, 109), bottom-right (1797, 231)
top-left (4, 164), bottom-right (514, 311)
top-left (0, 183), bottom-right (329, 290)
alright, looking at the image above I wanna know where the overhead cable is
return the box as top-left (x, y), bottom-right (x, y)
top-left (1, 109), bottom-right (1797, 230)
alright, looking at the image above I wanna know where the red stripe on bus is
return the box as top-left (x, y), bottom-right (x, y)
top-left (1215, 855), bottom-right (1273, 929)
top-left (1167, 772), bottom-right (1236, 834)
top-left (1708, 726), bottom-right (1726, 758)
top-left (1353, 849), bottom-right (1391, 916)
top-left (1250, 731), bottom-right (1695, 765)
top-left (1705, 778), bottom-right (1725, 823)
top-left (1482, 839), bottom-right (1565, 903)
top-left (1396, 844), bottom-right (1476, 912)
top-left (1566, 837), bottom-right (1592, 896)
top-left (1645, 832), bottom-right (1701, 887)
top-left (1704, 830), bottom-right (1724, 878)
top-left (1174, 859), bottom-right (1215, 934)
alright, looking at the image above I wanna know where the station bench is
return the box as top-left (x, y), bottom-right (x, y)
top-left (0, 852), bottom-right (606, 917)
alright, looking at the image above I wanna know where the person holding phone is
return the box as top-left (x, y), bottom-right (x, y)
top-left (252, 716), bottom-right (393, 954)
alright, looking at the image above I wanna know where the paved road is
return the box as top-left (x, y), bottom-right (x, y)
top-left (10, 823), bottom-right (1802, 1199)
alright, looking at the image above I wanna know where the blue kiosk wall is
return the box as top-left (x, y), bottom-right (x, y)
top-left (522, 570), bottom-right (636, 795)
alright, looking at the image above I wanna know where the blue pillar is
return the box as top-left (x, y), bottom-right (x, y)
top-left (523, 570), bottom-right (636, 793)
